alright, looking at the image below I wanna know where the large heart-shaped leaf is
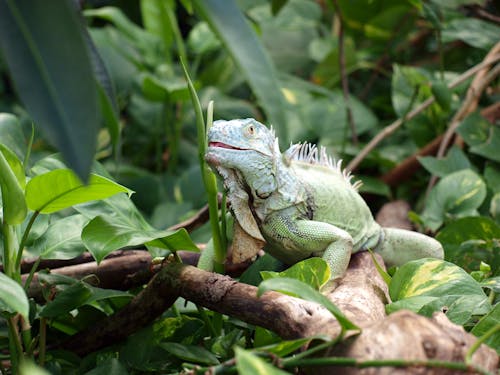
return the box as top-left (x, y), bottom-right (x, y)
top-left (420, 169), bottom-right (486, 231)
top-left (388, 258), bottom-right (490, 324)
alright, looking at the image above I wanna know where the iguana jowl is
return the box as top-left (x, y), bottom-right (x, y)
top-left (205, 118), bottom-right (443, 284)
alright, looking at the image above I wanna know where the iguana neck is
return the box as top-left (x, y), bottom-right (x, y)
top-left (250, 155), bottom-right (306, 221)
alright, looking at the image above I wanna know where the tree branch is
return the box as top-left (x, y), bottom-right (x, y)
top-left (59, 252), bottom-right (498, 374)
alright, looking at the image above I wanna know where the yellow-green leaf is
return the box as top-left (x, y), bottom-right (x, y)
top-left (388, 259), bottom-right (489, 324)
top-left (235, 347), bottom-right (289, 375)
top-left (260, 258), bottom-right (330, 290)
top-left (26, 169), bottom-right (132, 213)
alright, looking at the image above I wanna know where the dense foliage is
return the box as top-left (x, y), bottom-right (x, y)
top-left (0, 0), bottom-right (499, 373)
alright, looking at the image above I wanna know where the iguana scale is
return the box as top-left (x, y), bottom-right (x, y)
top-left (205, 118), bottom-right (444, 287)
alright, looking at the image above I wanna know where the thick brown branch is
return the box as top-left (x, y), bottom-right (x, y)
top-left (25, 250), bottom-right (200, 302)
top-left (61, 252), bottom-right (385, 355)
top-left (60, 252), bottom-right (498, 372)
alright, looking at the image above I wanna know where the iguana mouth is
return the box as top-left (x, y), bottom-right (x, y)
top-left (209, 142), bottom-right (246, 150)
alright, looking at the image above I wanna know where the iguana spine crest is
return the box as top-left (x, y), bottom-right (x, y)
top-left (287, 142), bottom-right (362, 191)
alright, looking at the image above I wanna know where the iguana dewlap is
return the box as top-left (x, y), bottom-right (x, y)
top-left (205, 118), bottom-right (444, 284)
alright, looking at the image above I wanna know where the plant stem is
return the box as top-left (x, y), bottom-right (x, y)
top-left (465, 323), bottom-right (500, 364)
top-left (181, 59), bottom-right (225, 270)
top-left (23, 257), bottom-right (40, 292)
top-left (20, 316), bottom-right (32, 359)
top-left (7, 316), bottom-right (23, 372)
top-left (283, 357), bottom-right (494, 375)
top-left (23, 122), bottom-right (35, 172)
top-left (38, 318), bottom-right (47, 367)
top-left (2, 224), bottom-right (18, 280)
top-left (15, 211), bottom-right (40, 274)
top-left (196, 305), bottom-right (218, 337)
top-left (281, 338), bottom-right (340, 364)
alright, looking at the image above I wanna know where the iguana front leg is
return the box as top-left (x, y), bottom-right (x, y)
top-left (263, 212), bottom-right (354, 284)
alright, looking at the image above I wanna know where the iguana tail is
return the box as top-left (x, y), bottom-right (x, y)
top-left (376, 228), bottom-right (444, 267)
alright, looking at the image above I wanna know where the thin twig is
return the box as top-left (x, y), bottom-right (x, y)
top-left (425, 62), bottom-right (500, 195)
top-left (347, 52), bottom-right (500, 171)
top-left (381, 102), bottom-right (500, 186)
top-left (331, 0), bottom-right (357, 146)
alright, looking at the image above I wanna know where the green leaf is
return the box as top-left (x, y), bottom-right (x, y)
top-left (31, 214), bottom-right (89, 260)
top-left (82, 215), bottom-right (198, 263)
top-left (258, 277), bottom-right (359, 331)
top-left (418, 146), bottom-right (470, 177)
top-left (485, 163), bottom-right (500, 194)
top-left (442, 17), bottom-right (500, 50)
top-left (260, 258), bottom-right (330, 290)
top-left (19, 360), bottom-right (52, 375)
top-left (0, 145), bottom-right (25, 188)
top-left (40, 282), bottom-right (92, 318)
top-left (187, 21), bottom-right (220, 54)
top-left (391, 64), bottom-right (429, 117)
top-left (159, 342), bottom-right (219, 365)
top-left (431, 81), bottom-right (451, 111)
top-left (40, 281), bottom-right (131, 318)
top-left (490, 193), bottom-right (500, 221)
top-left (471, 303), bottom-right (500, 354)
top-left (420, 169), bottom-right (486, 231)
top-left (235, 347), bottom-right (289, 375)
top-left (0, 148), bottom-right (27, 225)
top-left (81, 358), bottom-right (129, 375)
top-left (84, 6), bottom-right (155, 45)
top-left (457, 111), bottom-right (500, 163)
top-left (0, 272), bottom-right (29, 318)
top-left (388, 258), bottom-right (489, 324)
top-left (0, 113), bottom-right (26, 161)
top-left (0, 0), bottom-right (99, 180)
top-left (140, 73), bottom-right (189, 102)
top-left (25, 169), bottom-right (132, 213)
top-left (239, 254), bottom-right (286, 286)
top-left (193, 0), bottom-right (288, 142)
top-left (481, 277), bottom-right (500, 294)
top-left (140, 0), bottom-right (175, 54)
top-left (436, 217), bottom-right (500, 274)
top-left (97, 83), bottom-right (120, 148)
top-left (256, 335), bottom-right (329, 357)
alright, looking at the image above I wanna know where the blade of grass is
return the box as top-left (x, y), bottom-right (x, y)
top-left (181, 59), bottom-right (225, 270)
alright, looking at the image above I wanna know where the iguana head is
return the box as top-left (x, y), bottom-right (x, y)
top-left (206, 118), bottom-right (279, 200)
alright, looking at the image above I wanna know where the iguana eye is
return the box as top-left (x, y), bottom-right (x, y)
top-left (245, 124), bottom-right (255, 137)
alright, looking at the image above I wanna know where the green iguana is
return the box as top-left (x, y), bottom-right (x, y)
top-left (205, 118), bottom-right (444, 287)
